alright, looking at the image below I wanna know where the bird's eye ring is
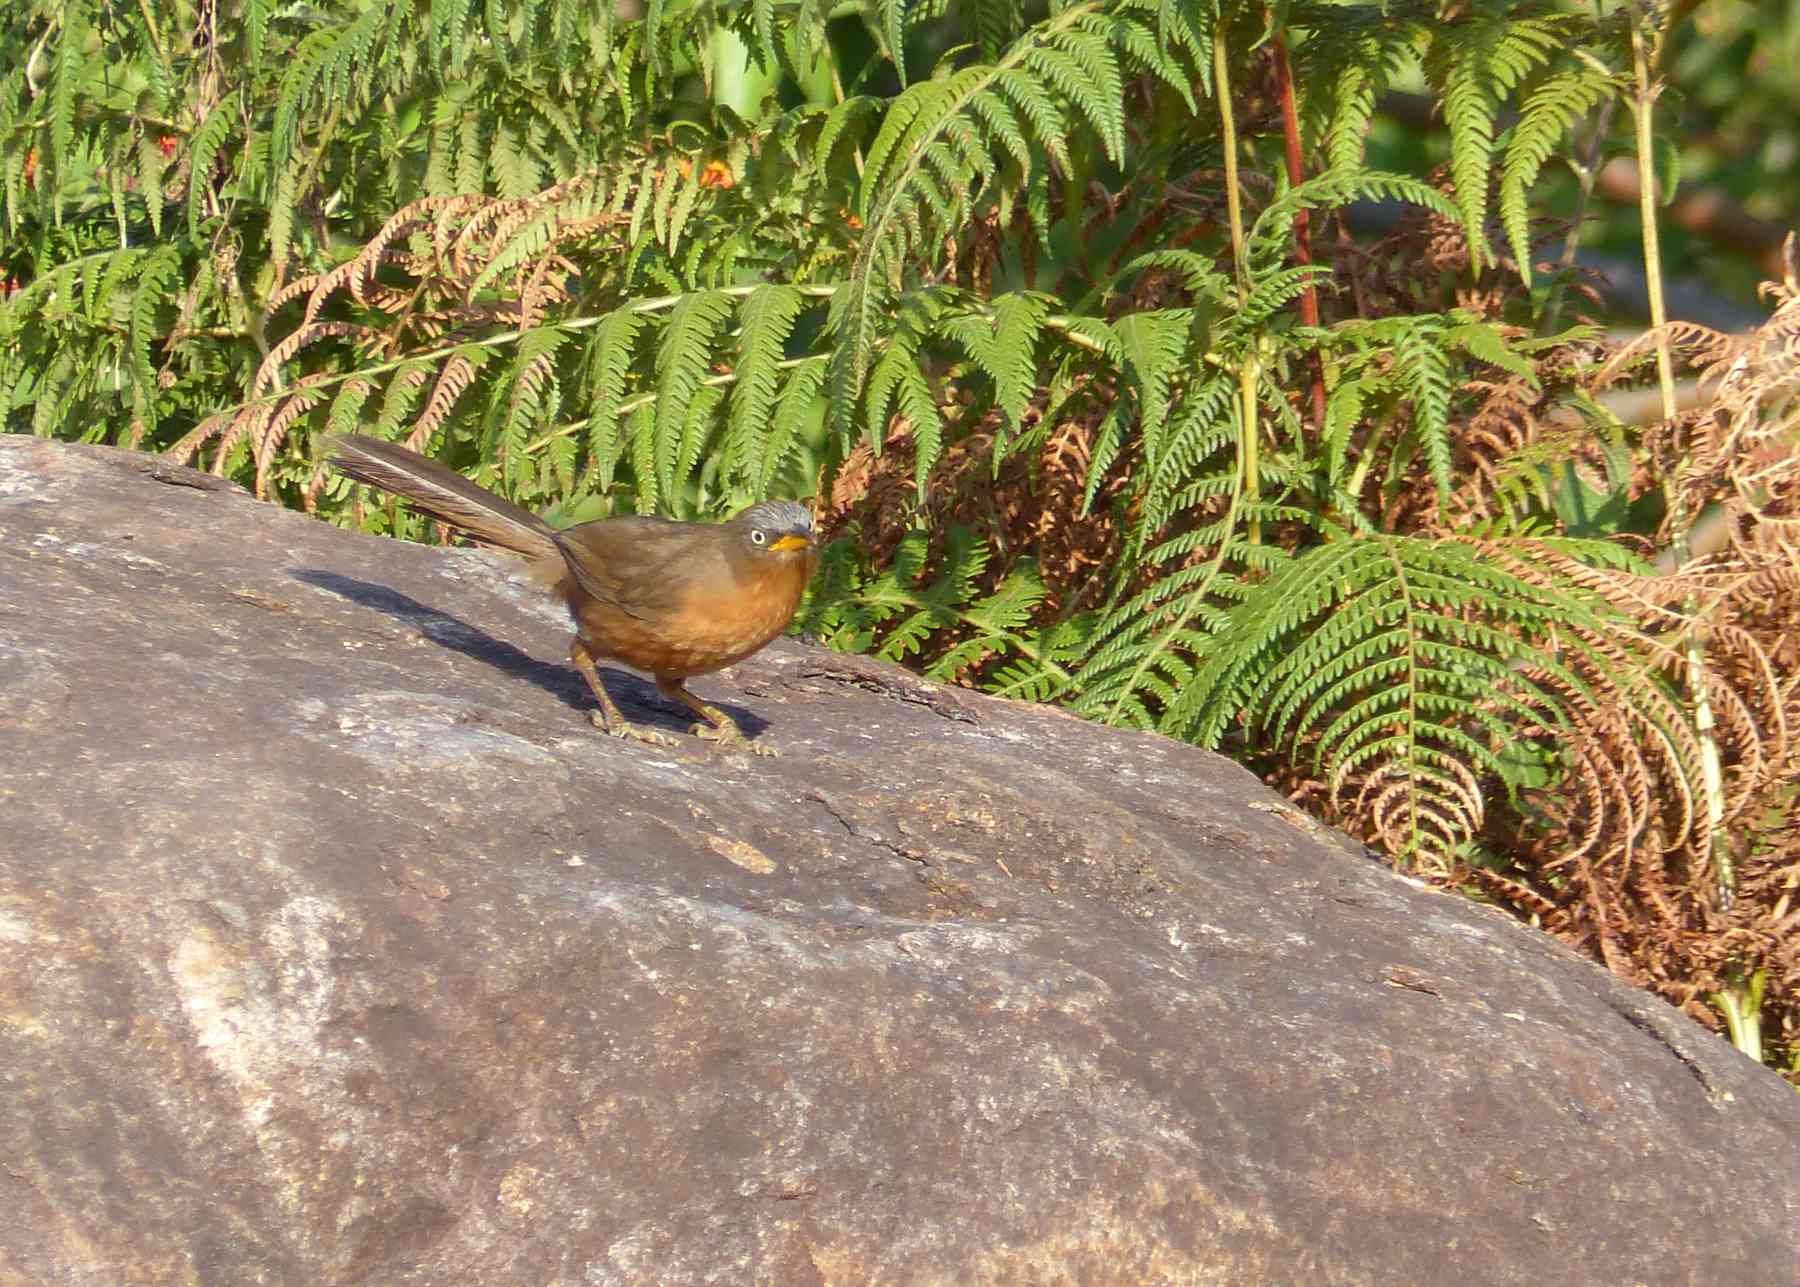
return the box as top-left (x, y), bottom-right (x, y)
top-left (750, 529), bottom-right (768, 545)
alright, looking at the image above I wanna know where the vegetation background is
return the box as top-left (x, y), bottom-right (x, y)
top-left (5, 0), bottom-right (1798, 1086)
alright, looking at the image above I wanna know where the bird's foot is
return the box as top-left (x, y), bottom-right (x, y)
top-left (690, 720), bottom-right (778, 757)
top-left (589, 709), bottom-right (682, 748)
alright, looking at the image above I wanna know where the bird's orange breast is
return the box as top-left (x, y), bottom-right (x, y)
top-left (567, 552), bottom-right (813, 679)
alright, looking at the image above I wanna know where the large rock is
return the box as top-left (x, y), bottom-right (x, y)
top-left (2, 435), bottom-right (1796, 1286)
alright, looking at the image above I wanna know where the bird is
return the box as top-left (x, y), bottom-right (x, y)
top-left (326, 434), bottom-right (818, 756)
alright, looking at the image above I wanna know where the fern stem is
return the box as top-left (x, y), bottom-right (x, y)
top-left (1268, 22), bottom-right (1325, 431)
top-left (202, 284), bottom-right (844, 434)
top-left (1384, 542), bottom-right (1428, 868)
top-left (1627, 8), bottom-right (1677, 424)
top-left (1213, 23), bottom-right (1260, 547)
top-left (1712, 969), bottom-right (1766, 1064)
top-left (1344, 415), bottom-right (1393, 501)
top-left (1237, 352), bottom-right (1261, 541)
top-left (1628, 3), bottom-right (1734, 919)
top-left (1213, 35), bottom-right (1248, 303)
top-left (524, 354), bottom-right (829, 453)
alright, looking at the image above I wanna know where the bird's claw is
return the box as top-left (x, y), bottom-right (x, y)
top-left (589, 710), bottom-right (681, 748)
top-left (691, 721), bottom-right (778, 757)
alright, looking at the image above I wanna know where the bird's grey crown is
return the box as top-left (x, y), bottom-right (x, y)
top-left (741, 499), bottom-right (813, 535)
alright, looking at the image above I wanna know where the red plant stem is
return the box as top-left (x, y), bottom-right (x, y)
top-left (1270, 26), bottom-right (1326, 430)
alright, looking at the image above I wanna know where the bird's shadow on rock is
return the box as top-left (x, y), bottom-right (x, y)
top-left (291, 568), bottom-right (767, 739)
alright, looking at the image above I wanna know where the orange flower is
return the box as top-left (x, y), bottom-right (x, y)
top-left (698, 160), bottom-right (734, 189)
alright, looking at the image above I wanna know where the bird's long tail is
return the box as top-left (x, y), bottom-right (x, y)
top-left (327, 435), bottom-right (559, 562)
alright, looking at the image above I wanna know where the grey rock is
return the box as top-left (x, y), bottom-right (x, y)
top-left (2, 436), bottom-right (1797, 1286)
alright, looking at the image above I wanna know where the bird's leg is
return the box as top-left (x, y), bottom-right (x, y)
top-left (656, 677), bottom-right (776, 757)
top-left (569, 640), bottom-right (680, 748)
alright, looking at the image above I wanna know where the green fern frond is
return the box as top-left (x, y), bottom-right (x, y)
top-left (761, 355), bottom-right (829, 496)
top-left (727, 284), bottom-right (806, 489)
top-left (1392, 319), bottom-right (1454, 508)
top-left (993, 65), bottom-right (1071, 167)
top-left (50, 2), bottom-right (87, 193)
top-left (815, 97), bottom-right (883, 177)
top-left (1116, 248), bottom-right (1235, 303)
top-left (1500, 67), bottom-right (1619, 282)
top-left (582, 306), bottom-right (646, 492)
top-left (962, 0), bottom-right (1027, 62)
top-left (1034, 28), bottom-right (1125, 164)
top-left (1138, 372), bottom-right (1236, 536)
top-left (1247, 167), bottom-right (1458, 266)
top-left (1428, 10), bottom-right (1570, 271)
top-left (627, 399), bottom-right (659, 510)
top-left (1179, 533), bottom-right (1667, 869)
top-left (836, 1), bottom-right (1136, 434)
top-left (326, 380), bottom-right (376, 440)
top-left (1443, 318), bottom-right (1538, 384)
top-left (128, 244), bottom-right (183, 434)
top-left (940, 291), bottom-right (1049, 430)
top-left (803, 527), bottom-right (1069, 688)
top-left (1112, 309), bottom-right (1193, 434)
top-left (185, 91), bottom-right (240, 229)
top-left (246, 0), bottom-right (273, 66)
top-left (928, 557), bottom-right (1051, 682)
top-left (1069, 558), bottom-right (1245, 730)
top-left (866, 337), bottom-right (945, 489)
top-left (1101, 5), bottom-right (1197, 108)
top-left (370, 361), bottom-right (433, 439)
top-left (673, 381), bottom-right (725, 514)
top-left (874, 0), bottom-right (908, 84)
top-left (1235, 264), bottom-right (1332, 330)
top-left (1306, 21), bottom-right (1421, 172)
top-left (652, 289), bottom-right (734, 489)
top-left (481, 325), bottom-right (570, 484)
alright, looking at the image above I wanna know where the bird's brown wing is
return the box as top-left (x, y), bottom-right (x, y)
top-left (551, 516), bottom-right (737, 623)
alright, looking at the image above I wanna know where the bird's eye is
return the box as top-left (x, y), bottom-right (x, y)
top-left (750, 529), bottom-right (768, 545)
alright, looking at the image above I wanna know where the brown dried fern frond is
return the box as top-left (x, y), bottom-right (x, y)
top-left (249, 321), bottom-right (381, 402)
top-left (1613, 248), bottom-right (1800, 562)
top-left (1354, 755), bottom-right (1483, 863)
top-left (1476, 409), bottom-right (1800, 1054)
top-left (1444, 365), bottom-right (1643, 526)
top-left (178, 174), bottom-right (635, 487)
top-left (255, 375), bottom-right (333, 498)
top-left (408, 354), bottom-right (480, 452)
top-left (1593, 321), bottom-right (1737, 392)
top-left (826, 391), bottom-right (1130, 620)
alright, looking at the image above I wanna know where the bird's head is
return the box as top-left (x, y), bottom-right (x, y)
top-left (732, 500), bottom-right (816, 563)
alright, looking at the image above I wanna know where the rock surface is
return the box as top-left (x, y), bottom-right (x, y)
top-left (2, 435), bottom-right (1798, 1286)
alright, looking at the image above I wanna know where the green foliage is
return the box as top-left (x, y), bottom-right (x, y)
top-left (1178, 533), bottom-right (1667, 867)
top-left (0, 0), bottom-right (1665, 855)
top-left (799, 527), bottom-right (1068, 690)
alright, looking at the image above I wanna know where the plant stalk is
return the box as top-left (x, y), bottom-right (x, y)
top-left (1630, 0), bottom-right (1746, 1046)
top-left (1213, 23), bottom-right (1259, 546)
top-left (1713, 970), bottom-right (1766, 1064)
top-left (1269, 22), bottom-right (1326, 431)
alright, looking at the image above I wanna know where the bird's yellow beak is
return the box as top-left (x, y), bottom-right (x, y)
top-left (770, 533), bottom-right (813, 552)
